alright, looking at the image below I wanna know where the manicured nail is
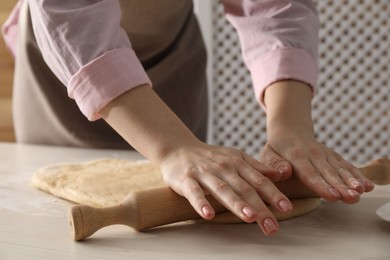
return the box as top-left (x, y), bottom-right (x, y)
top-left (278, 200), bottom-right (292, 212)
top-left (243, 207), bottom-right (256, 218)
top-left (365, 180), bottom-right (375, 189)
top-left (201, 205), bottom-right (213, 218)
top-left (263, 218), bottom-right (278, 234)
top-left (351, 180), bottom-right (363, 189)
top-left (329, 188), bottom-right (340, 197)
top-left (278, 165), bottom-right (289, 174)
top-left (348, 189), bottom-right (360, 197)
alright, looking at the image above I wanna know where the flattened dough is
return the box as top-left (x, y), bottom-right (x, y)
top-left (32, 158), bottom-right (321, 223)
top-left (32, 158), bottom-right (165, 207)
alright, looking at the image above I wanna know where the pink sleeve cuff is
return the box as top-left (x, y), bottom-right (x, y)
top-left (1, 0), bottom-right (23, 56)
top-left (249, 47), bottom-right (318, 109)
top-left (68, 48), bottom-right (152, 121)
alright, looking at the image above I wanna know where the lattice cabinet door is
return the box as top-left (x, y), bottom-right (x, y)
top-left (208, 0), bottom-right (390, 164)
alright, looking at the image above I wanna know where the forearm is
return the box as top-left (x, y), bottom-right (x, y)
top-left (99, 85), bottom-right (200, 164)
top-left (264, 80), bottom-right (315, 139)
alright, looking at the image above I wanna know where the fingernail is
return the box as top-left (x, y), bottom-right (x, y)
top-left (329, 188), bottom-right (340, 197)
top-left (278, 165), bottom-right (289, 174)
top-left (348, 189), bottom-right (360, 197)
top-left (278, 200), bottom-right (292, 212)
top-left (263, 218), bottom-right (278, 234)
top-left (365, 180), bottom-right (375, 189)
top-left (201, 205), bottom-right (213, 218)
top-left (243, 207), bottom-right (256, 218)
top-left (351, 180), bottom-right (363, 189)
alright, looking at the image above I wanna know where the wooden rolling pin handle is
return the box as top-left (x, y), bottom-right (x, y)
top-left (69, 186), bottom-right (227, 241)
top-left (69, 199), bottom-right (135, 241)
top-left (360, 158), bottom-right (390, 185)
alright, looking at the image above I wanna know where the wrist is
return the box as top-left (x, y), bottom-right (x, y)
top-left (154, 138), bottom-right (204, 166)
top-left (264, 80), bottom-right (315, 139)
top-left (267, 121), bottom-right (315, 142)
top-left (267, 115), bottom-right (315, 140)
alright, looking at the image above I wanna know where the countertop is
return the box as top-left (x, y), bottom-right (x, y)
top-left (1, 142), bottom-right (389, 259)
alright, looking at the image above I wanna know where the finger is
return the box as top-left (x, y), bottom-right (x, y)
top-left (349, 166), bottom-right (375, 192)
top-left (199, 174), bottom-right (279, 235)
top-left (338, 167), bottom-right (365, 194)
top-left (170, 178), bottom-right (215, 219)
top-left (222, 174), bottom-right (281, 235)
top-left (173, 178), bottom-right (215, 220)
top-left (293, 158), bottom-right (341, 202)
top-left (238, 165), bottom-right (293, 213)
top-left (198, 174), bottom-right (256, 222)
top-left (259, 144), bottom-right (292, 181)
top-left (328, 155), bottom-right (375, 192)
top-left (225, 174), bottom-right (281, 218)
top-left (312, 160), bottom-right (360, 204)
top-left (241, 151), bottom-right (282, 182)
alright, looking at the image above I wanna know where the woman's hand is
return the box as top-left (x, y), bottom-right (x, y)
top-left (261, 80), bottom-right (375, 203)
top-left (158, 142), bottom-right (293, 235)
top-left (260, 136), bottom-right (375, 204)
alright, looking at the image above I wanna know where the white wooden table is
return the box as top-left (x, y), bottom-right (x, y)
top-left (1, 142), bottom-right (389, 259)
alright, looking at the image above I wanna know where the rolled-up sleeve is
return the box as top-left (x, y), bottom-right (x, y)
top-left (28, 0), bottom-right (151, 120)
top-left (222, 0), bottom-right (319, 108)
top-left (1, 0), bottom-right (23, 56)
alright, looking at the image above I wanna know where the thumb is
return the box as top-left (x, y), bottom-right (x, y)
top-left (259, 144), bottom-right (293, 181)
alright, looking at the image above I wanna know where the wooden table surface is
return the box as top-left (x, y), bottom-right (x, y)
top-left (1, 142), bottom-right (389, 260)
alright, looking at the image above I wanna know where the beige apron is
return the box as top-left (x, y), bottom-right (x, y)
top-left (13, 0), bottom-right (208, 149)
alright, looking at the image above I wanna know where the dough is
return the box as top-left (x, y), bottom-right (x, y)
top-left (32, 158), bottom-right (165, 207)
top-left (32, 158), bottom-right (321, 223)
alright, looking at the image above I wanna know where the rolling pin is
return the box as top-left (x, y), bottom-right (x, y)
top-left (69, 158), bottom-right (390, 241)
top-left (69, 186), bottom-right (227, 241)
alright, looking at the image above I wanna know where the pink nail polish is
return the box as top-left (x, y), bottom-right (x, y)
top-left (201, 205), bottom-right (213, 218)
top-left (263, 218), bottom-right (278, 234)
top-left (278, 200), bottom-right (292, 212)
top-left (351, 180), bottom-right (362, 189)
top-left (278, 165), bottom-right (288, 173)
top-left (243, 207), bottom-right (256, 218)
top-left (365, 180), bottom-right (375, 189)
top-left (348, 189), bottom-right (360, 197)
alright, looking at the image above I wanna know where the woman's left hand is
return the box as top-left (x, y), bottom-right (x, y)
top-left (259, 134), bottom-right (375, 204)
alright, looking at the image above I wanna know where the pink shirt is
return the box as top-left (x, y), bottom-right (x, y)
top-left (2, 0), bottom-right (319, 120)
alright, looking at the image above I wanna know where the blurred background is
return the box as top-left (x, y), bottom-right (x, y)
top-left (0, 0), bottom-right (16, 142)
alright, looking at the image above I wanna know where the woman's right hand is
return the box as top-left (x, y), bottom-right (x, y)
top-left (158, 142), bottom-right (293, 236)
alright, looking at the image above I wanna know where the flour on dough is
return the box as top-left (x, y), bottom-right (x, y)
top-left (32, 158), bottom-right (165, 207)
